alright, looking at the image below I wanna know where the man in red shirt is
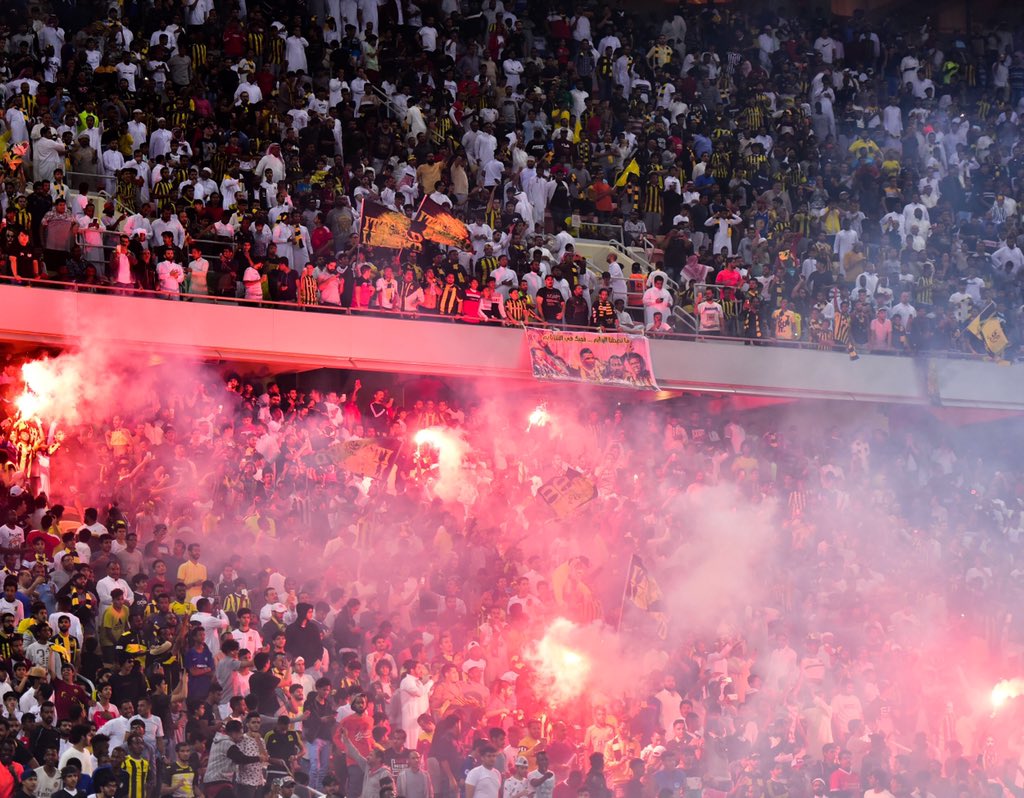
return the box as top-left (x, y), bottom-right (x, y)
top-left (335, 693), bottom-right (374, 796)
top-left (0, 740), bottom-right (24, 798)
top-left (52, 664), bottom-right (90, 721)
top-left (828, 749), bottom-right (859, 798)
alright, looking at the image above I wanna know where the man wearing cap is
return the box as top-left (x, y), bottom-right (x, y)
top-left (504, 758), bottom-right (531, 798)
top-left (261, 603), bottom-right (288, 645)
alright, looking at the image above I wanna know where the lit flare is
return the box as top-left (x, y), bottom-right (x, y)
top-left (527, 404), bottom-right (551, 431)
top-left (991, 679), bottom-right (1024, 712)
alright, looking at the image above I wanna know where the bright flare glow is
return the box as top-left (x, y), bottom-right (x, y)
top-left (414, 428), bottom-right (445, 448)
top-left (412, 426), bottom-right (472, 504)
top-left (527, 404), bottom-right (550, 431)
top-left (528, 618), bottom-right (592, 705)
top-left (15, 391), bottom-right (42, 419)
top-left (15, 359), bottom-right (65, 421)
top-left (991, 679), bottom-right (1024, 711)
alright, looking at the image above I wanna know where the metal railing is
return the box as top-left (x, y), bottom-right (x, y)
top-left (74, 228), bottom-right (239, 261)
top-left (577, 221), bottom-right (624, 243)
top-left (365, 82), bottom-right (413, 130)
top-left (578, 237), bottom-right (697, 333)
top-left (0, 274), bottom-right (1003, 364)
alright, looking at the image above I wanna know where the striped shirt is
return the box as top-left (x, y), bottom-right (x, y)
top-left (203, 734), bottom-right (238, 785)
top-left (123, 755), bottom-right (150, 798)
top-left (438, 284), bottom-right (461, 316)
top-left (299, 274), bottom-right (319, 305)
top-left (476, 256), bottom-right (498, 283)
top-left (190, 43), bottom-right (208, 69)
top-left (640, 185), bottom-right (663, 215)
top-left (505, 296), bottom-right (529, 323)
top-left (247, 31), bottom-right (265, 57)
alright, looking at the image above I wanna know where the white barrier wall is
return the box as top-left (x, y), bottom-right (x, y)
top-left (0, 285), bottom-right (1019, 410)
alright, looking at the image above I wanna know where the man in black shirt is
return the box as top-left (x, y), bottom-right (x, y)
top-left (302, 678), bottom-right (336, 790)
top-left (29, 703), bottom-right (61, 763)
top-left (265, 715), bottom-right (303, 781)
top-left (564, 284), bottom-right (590, 327)
top-left (8, 229), bottom-right (39, 280)
top-left (247, 652), bottom-right (281, 716)
top-left (535, 275), bottom-right (565, 324)
top-left (268, 259), bottom-right (299, 302)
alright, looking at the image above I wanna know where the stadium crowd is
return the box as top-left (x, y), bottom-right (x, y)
top-left (0, 0), bottom-right (1022, 353)
top-left (0, 358), bottom-right (1021, 798)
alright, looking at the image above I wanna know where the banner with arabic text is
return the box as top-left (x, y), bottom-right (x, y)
top-left (525, 327), bottom-right (659, 390)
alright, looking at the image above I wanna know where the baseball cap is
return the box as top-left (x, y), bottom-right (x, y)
top-left (515, 757), bottom-right (529, 768)
top-left (271, 603), bottom-right (287, 613)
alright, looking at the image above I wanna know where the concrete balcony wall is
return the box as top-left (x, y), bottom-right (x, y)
top-left (0, 284), bottom-right (1019, 410)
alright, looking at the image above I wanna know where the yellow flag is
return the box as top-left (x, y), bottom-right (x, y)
top-left (614, 158), bottom-right (639, 188)
top-left (967, 303), bottom-right (1008, 357)
top-left (572, 115), bottom-right (582, 143)
top-left (981, 317), bottom-right (1008, 356)
top-left (625, 555), bottom-right (668, 639)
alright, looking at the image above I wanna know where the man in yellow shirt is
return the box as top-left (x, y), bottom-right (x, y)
top-left (177, 543), bottom-right (207, 600)
top-left (647, 36), bottom-right (673, 69)
top-left (517, 718), bottom-right (546, 769)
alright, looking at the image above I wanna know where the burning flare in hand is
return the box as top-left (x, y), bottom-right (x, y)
top-left (527, 404), bottom-right (551, 431)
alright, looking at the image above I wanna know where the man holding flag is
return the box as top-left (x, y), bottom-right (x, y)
top-left (622, 554), bottom-right (668, 639)
top-left (965, 301), bottom-right (1012, 362)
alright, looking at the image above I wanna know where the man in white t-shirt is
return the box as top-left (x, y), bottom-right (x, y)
top-left (528, 752), bottom-right (556, 798)
top-left (948, 281), bottom-right (973, 322)
top-left (129, 697), bottom-right (165, 750)
top-left (418, 19), bottom-right (438, 51)
top-left (316, 262), bottom-right (342, 306)
top-left (375, 266), bottom-right (399, 310)
top-left (243, 261), bottom-right (263, 302)
top-left (190, 598), bottom-right (230, 657)
top-left (465, 746), bottom-right (502, 798)
top-left (0, 511), bottom-right (24, 551)
top-left (503, 758), bottom-right (531, 798)
top-left (96, 560), bottom-right (134, 616)
top-left (230, 608), bottom-right (263, 654)
top-left (697, 293), bottom-right (725, 334)
top-left (0, 580), bottom-right (25, 624)
top-left (889, 292), bottom-right (917, 330)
